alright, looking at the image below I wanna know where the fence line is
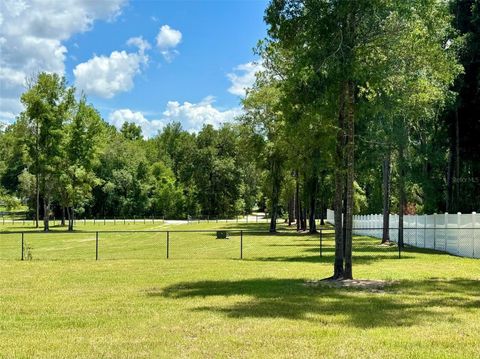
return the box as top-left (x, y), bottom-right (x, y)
top-left (0, 229), bottom-right (337, 261)
top-left (0, 214), bottom-right (281, 226)
top-left (326, 209), bottom-right (479, 259)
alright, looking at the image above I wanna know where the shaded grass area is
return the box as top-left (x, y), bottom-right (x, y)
top-left (0, 221), bottom-right (479, 358)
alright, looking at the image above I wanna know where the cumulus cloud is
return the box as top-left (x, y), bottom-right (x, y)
top-left (156, 25), bottom-right (182, 61)
top-left (227, 61), bottom-right (264, 97)
top-left (0, 0), bottom-right (126, 122)
top-left (73, 50), bottom-right (147, 99)
top-left (126, 36), bottom-right (151, 54)
top-left (109, 109), bottom-right (165, 138)
top-left (162, 96), bottom-right (242, 132)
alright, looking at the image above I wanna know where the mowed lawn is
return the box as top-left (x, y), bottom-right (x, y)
top-left (0, 221), bottom-right (479, 358)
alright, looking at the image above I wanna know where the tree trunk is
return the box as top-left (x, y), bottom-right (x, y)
top-left (61, 206), bottom-right (66, 226)
top-left (295, 171), bottom-right (300, 231)
top-left (35, 173), bottom-right (39, 228)
top-left (67, 207), bottom-right (74, 231)
top-left (35, 119), bottom-right (39, 229)
top-left (320, 202), bottom-right (325, 226)
top-left (308, 176), bottom-right (318, 234)
top-left (43, 198), bottom-right (50, 232)
top-left (381, 151), bottom-right (391, 243)
top-left (333, 83), bottom-right (347, 279)
top-left (398, 141), bottom-right (406, 249)
top-left (269, 199), bottom-right (278, 233)
top-left (343, 80), bottom-right (355, 280)
top-left (446, 149), bottom-right (453, 213)
top-left (302, 204), bottom-right (307, 231)
top-left (269, 158), bottom-right (281, 233)
top-left (288, 194), bottom-right (294, 226)
top-left (454, 108), bottom-right (460, 211)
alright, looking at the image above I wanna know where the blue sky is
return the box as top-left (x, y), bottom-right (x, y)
top-left (0, 0), bottom-right (269, 135)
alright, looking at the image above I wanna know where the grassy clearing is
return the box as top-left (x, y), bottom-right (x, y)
top-left (0, 221), bottom-right (479, 358)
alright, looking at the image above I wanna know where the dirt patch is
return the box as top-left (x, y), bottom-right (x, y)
top-left (304, 278), bottom-right (397, 293)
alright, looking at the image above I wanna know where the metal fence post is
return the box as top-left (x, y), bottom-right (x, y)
top-left (95, 231), bottom-right (99, 260)
top-left (240, 230), bottom-right (243, 259)
top-left (166, 231), bottom-right (170, 259)
top-left (21, 232), bottom-right (24, 261)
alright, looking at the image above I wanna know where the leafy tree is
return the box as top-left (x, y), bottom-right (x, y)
top-left (121, 122), bottom-right (143, 141)
top-left (21, 73), bottom-right (75, 231)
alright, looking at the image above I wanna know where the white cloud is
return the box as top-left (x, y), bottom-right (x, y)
top-left (74, 49), bottom-right (147, 99)
top-left (162, 96), bottom-right (242, 132)
top-left (109, 97), bottom-right (241, 138)
top-left (156, 25), bottom-right (182, 61)
top-left (127, 36), bottom-right (151, 54)
top-left (227, 61), bottom-right (264, 97)
top-left (109, 109), bottom-right (164, 138)
top-left (0, 0), bottom-right (127, 122)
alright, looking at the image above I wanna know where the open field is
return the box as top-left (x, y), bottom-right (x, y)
top-left (1, 221), bottom-right (479, 358)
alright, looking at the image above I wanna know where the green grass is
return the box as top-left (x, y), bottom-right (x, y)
top-left (1, 221), bottom-right (479, 358)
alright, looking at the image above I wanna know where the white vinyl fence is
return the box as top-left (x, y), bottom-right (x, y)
top-left (326, 209), bottom-right (480, 259)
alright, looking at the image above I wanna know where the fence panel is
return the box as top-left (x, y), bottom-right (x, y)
top-left (328, 209), bottom-right (479, 259)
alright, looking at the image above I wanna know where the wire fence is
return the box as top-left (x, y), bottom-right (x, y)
top-left (0, 228), bottom-right (427, 262)
top-left (0, 214), bottom-right (288, 226)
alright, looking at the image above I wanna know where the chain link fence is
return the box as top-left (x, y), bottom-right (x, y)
top-left (0, 228), bottom-right (415, 262)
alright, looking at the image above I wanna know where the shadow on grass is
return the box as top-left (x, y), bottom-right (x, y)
top-left (151, 278), bottom-right (480, 328)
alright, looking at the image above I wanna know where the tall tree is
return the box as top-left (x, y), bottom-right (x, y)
top-left (21, 73), bottom-right (75, 231)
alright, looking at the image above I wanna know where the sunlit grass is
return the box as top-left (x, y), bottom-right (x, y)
top-left (0, 221), bottom-right (479, 358)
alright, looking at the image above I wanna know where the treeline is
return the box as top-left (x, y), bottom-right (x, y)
top-left (0, 74), bottom-right (265, 230)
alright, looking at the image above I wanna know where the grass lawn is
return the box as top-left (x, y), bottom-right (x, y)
top-left (0, 221), bottom-right (479, 358)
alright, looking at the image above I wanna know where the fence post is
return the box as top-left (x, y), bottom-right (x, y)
top-left (457, 212), bottom-right (461, 255)
top-left (166, 231), bottom-right (170, 259)
top-left (445, 212), bottom-right (448, 252)
top-left (95, 231), bottom-right (99, 260)
top-left (21, 232), bottom-right (24, 261)
top-left (240, 230), bottom-right (243, 259)
top-left (472, 212), bottom-right (476, 258)
top-left (433, 213), bottom-right (437, 250)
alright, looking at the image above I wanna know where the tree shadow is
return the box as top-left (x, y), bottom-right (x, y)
top-left (150, 277), bottom-right (480, 328)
